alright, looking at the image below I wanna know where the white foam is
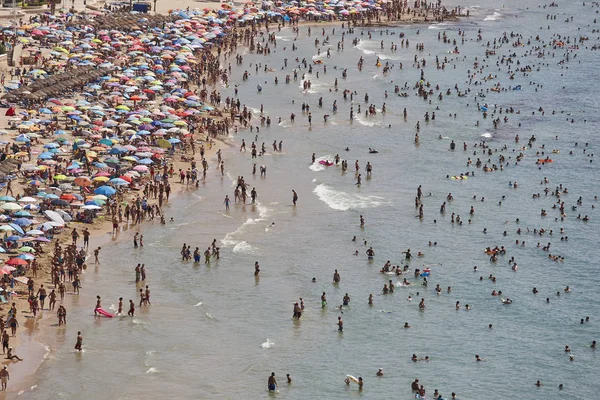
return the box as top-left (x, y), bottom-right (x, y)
top-left (484, 12), bottom-right (502, 21)
top-left (146, 368), bottom-right (159, 374)
top-left (481, 132), bottom-right (493, 138)
top-left (221, 203), bottom-right (271, 247)
top-left (355, 114), bottom-right (379, 127)
top-left (193, 302), bottom-right (203, 307)
top-left (233, 241), bottom-right (256, 254)
top-left (261, 338), bottom-right (275, 349)
top-left (428, 22), bottom-right (452, 30)
top-left (355, 41), bottom-right (399, 60)
top-left (313, 184), bottom-right (389, 211)
top-left (355, 41), bottom-right (375, 56)
top-left (205, 312), bottom-right (214, 319)
top-left (309, 155), bottom-right (333, 171)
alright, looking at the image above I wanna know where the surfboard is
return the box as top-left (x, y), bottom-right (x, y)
top-left (346, 375), bottom-right (359, 384)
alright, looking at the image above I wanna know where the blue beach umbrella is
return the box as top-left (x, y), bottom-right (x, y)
top-left (94, 186), bottom-right (116, 196)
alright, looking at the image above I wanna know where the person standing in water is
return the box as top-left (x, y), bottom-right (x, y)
top-left (292, 190), bottom-right (298, 206)
top-left (254, 262), bottom-right (260, 276)
top-left (268, 372), bottom-right (278, 391)
top-left (74, 331), bottom-right (83, 352)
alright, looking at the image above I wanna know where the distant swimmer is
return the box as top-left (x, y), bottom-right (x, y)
top-left (369, 148), bottom-right (379, 154)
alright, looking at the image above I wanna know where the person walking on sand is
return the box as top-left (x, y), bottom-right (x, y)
top-left (83, 228), bottom-right (90, 248)
top-left (5, 180), bottom-right (13, 196)
top-left (0, 366), bottom-right (9, 391)
top-left (2, 331), bottom-right (9, 354)
top-left (9, 317), bottom-right (18, 337)
top-left (74, 331), bottom-right (83, 352)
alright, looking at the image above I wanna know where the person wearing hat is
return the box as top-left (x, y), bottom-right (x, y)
top-left (0, 366), bottom-right (8, 391)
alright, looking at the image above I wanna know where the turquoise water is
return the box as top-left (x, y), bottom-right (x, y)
top-left (25, 2), bottom-right (600, 399)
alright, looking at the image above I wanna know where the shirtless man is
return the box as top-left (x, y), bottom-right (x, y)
top-left (0, 366), bottom-right (8, 391)
top-left (268, 372), bottom-right (277, 391)
top-left (128, 300), bottom-right (135, 316)
top-left (333, 269), bottom-right (341, 284)
top-left (37, 285), bottom-right (47, 309)
top-left (48, 289), bottom-right (57, 310)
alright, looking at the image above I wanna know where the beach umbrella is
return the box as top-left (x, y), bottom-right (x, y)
top-left (23, 204), bottom-right (39, 211)
top-left (13, 218), bottom-right (33, 227)
top-left (0, 225), bottom-right (15, 232)
top-left (17, 246), bottom-right (35, 253)
top-left (94, 186), bottom-right (117, 196)
top-left (82, 205), bottom-right (102, 210)
top-left (50, 199), bottom-right (70, 207)
top-left (26, 229), bottom-right (44, 235)
top-left (5, 236), bottom-right (21, 242)
top-left (1, 203), bottom-right (22, 211)
top-left (0, 196), bottom-right (16, 202)
top-left (13, 211), bottom-right (32, 217)
top-left (17, 253), bottom-right (35, 260)
top-left (8, 223), bottom-right (25, 235)
top-left (109, 178), bottom-right (129, 186)
top-left (17, 197), bottom-right (37, 203)
top-left (74, 177), bottom-right (92, 187)
top-left (6, 258), bottom-right (27, 266)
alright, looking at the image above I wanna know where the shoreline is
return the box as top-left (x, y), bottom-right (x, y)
top-left (2, 136), bottom-right (228, 395)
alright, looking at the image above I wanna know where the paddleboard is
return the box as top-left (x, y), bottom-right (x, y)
top-left (95, 307), bottom-right (114, 318)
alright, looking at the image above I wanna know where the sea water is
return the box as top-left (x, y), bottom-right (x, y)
top-left (26, 2), bottom-right (600, 399)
